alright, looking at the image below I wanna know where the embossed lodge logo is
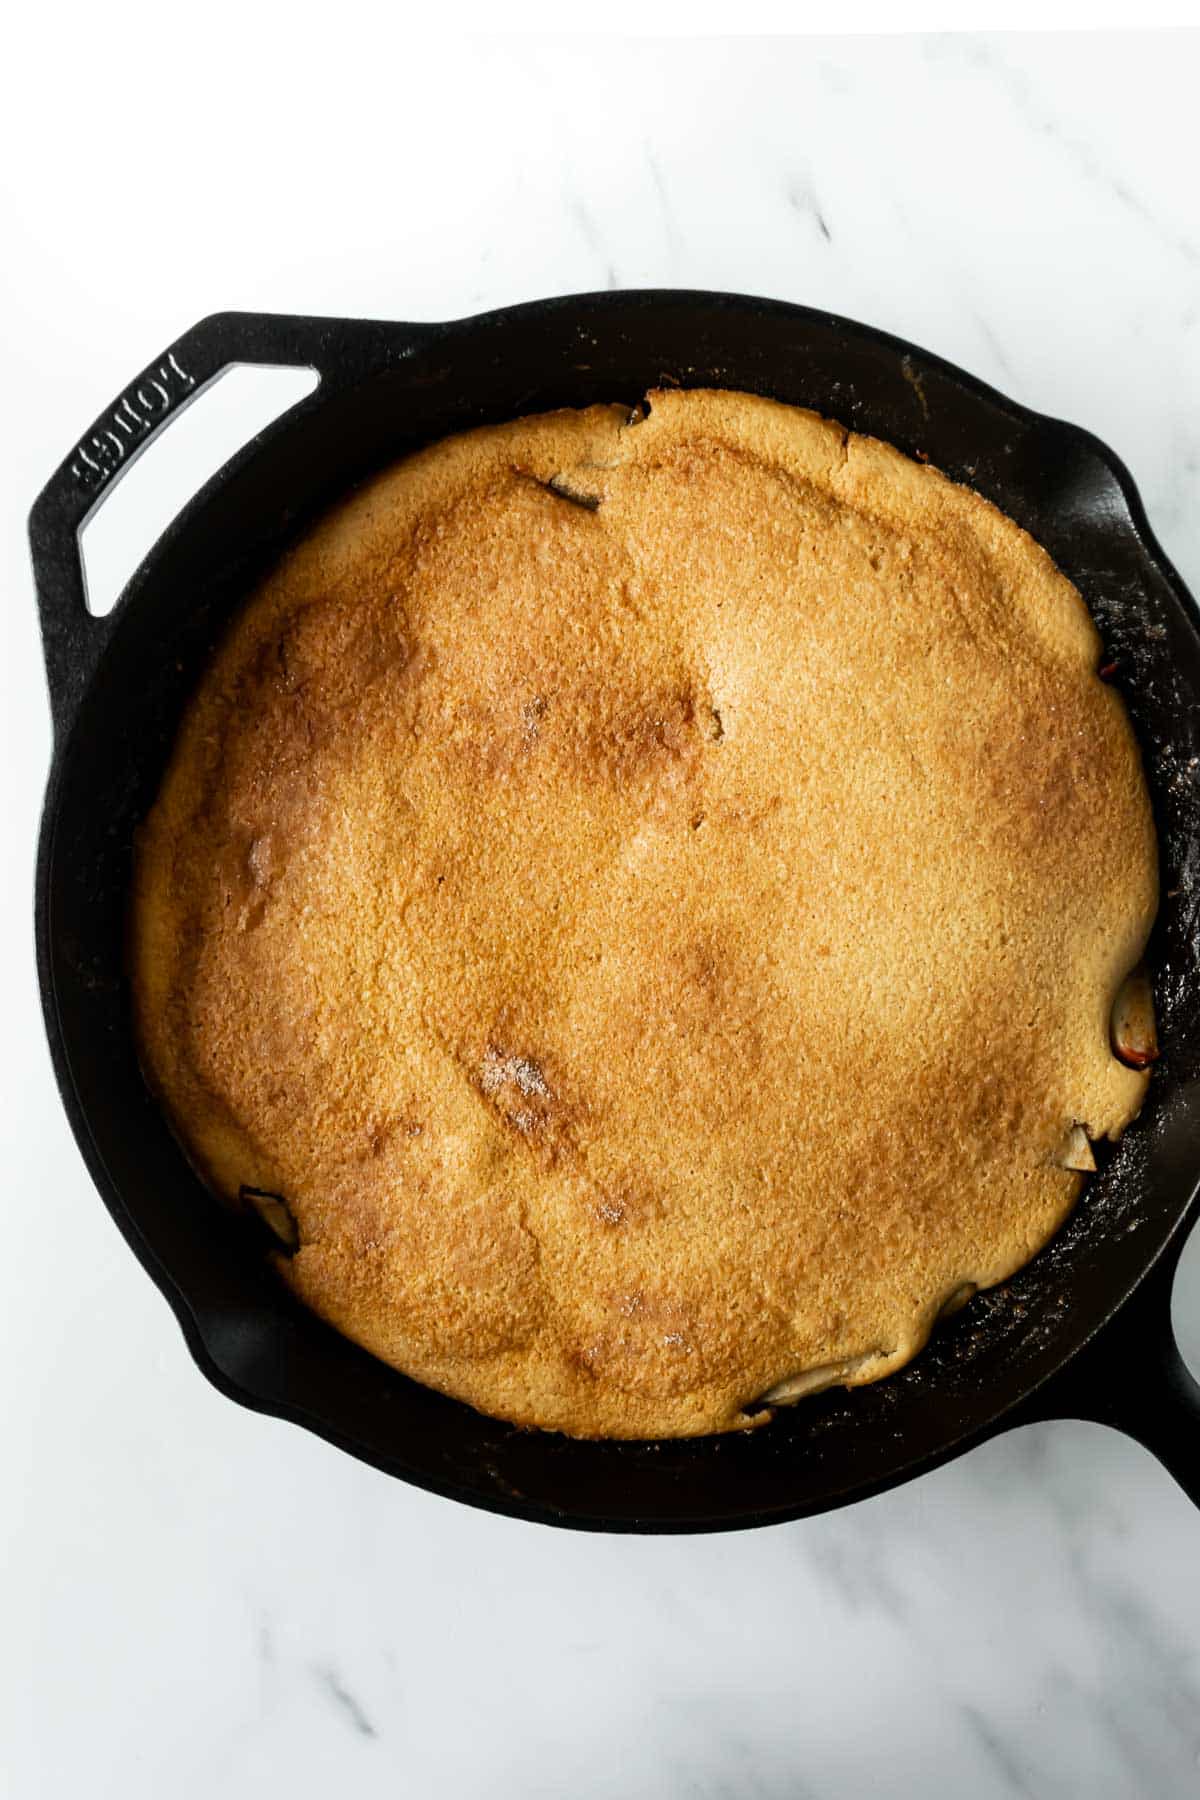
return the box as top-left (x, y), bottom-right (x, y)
top-left (70, 350), bottom-right (196, 492)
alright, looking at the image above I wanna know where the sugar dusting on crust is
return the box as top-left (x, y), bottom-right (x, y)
top-left (481, 1048), bottom-right (551, 1100)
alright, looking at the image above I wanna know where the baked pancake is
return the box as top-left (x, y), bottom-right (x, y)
top-left (131, 390), bottom-right (1158, 1439)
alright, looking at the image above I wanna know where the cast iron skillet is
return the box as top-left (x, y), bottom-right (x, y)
top-left (31, 292), bottom-right (1200, 1532)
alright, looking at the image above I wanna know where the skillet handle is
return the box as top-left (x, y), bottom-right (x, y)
top-left (1002, 1205), bottom-right (1200, 1507)
top-left (28, 310), bottom-right (415, 739)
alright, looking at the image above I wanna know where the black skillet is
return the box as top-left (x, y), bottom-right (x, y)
top-left (31, 291), bottom-right (1200, 1531)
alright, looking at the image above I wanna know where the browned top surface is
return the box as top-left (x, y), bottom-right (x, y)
top-left (130, 389), bottom-right (1157, 1438)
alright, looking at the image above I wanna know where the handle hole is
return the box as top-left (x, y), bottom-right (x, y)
top-left (78, 363), bottom-right (320, 617)
top-left (1174, 1215), bottom-right (1200, 1382)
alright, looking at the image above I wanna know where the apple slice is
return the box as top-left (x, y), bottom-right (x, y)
top-left (754, 1352), bottom-right (879, 1408)
top-left (240, 1185), bottom-right (299, 1253)
top-left (938, 1282), bottom-right (978, 1318)
top-left (1111, 966), bottom-right (1159, 1069)
top-left (1058, 1124), bottom-right (1097, 1173)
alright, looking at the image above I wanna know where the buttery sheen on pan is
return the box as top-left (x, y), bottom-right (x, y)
top-left (131, 390), bottom-right (1158, 1439)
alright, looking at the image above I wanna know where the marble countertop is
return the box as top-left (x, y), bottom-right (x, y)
top-left (3, 26), bottom-right (1200, 1800)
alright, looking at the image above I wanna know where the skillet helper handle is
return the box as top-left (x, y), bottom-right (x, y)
top-left (1007, 1206), bottom-right (1200, 1508)
top-left (28, 311), bottom-right (379, 739)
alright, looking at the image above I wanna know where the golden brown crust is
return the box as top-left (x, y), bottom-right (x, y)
top-left (130, 390), bottom-right (1157, 1438)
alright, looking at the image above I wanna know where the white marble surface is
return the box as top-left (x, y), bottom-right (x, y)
top-left (3, 26), bottom-right (1200, 1800)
